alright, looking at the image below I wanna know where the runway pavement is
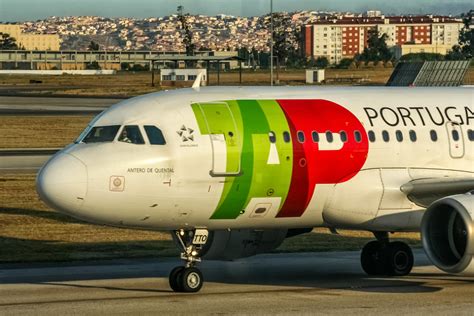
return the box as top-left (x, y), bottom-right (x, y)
top-left (0, 96), bottom-right (121, 115)
top-left (0, 149), bottom-right (58, 173)
top-left (1, 250), bottom-right (474, 315)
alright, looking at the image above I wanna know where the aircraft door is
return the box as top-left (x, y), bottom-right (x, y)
top-left (446, 121), bottom-right (464, 158)
top-left (197, 102), bottom-right (242, 177)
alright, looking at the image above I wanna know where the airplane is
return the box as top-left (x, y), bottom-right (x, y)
top-left (36, 84), bottom-right (474, 293)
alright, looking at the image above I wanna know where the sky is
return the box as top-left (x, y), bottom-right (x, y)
top-left (0, 0), bottom-right (472, 21)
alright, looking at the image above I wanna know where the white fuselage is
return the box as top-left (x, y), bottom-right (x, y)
top-left (36, 86), bottom-right (474, 232)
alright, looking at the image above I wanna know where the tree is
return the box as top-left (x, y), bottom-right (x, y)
top-left (86, 61), bottom-right (101, 70)
top-left (336, 58), bottom-right (354, 69)
top-left (446, 10), bottom-right (473, 60)
top-left (312, 56), bottom-right (329, 69)
top-left (400, 53), bottom-right (444, 62)
top-left (0, 33), bottom-right (19, 49)
top-left (177, 5), bottom-right (195, 56)
top-left (357, 29), bottom-right (393, 63)
top-left (264, 12), bottom-right (304, 68)
top-left (88, 41), bottom-right (100, 51)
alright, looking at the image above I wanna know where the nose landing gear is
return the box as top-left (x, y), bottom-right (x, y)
top-left (360, 232), bottom-right (414, 276)
top-left (169, 229), bottom-right (208, 293)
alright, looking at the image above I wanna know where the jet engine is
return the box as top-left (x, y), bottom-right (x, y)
top-left (421, 193), bottom-right (474, 274)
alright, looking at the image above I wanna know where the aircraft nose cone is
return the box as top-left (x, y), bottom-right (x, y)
top-left (36, 153), bottom-right (87, 215)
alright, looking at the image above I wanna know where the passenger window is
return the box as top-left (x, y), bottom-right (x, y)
top-left (395, 130), bottom-right (403, 142)
top-left (340, 131), bottom-right (347, 143)
top-left (144, 125), bottom-right (166, 145)
top-left (409, 130), bottom-right (417, 142)
top-left (468, 129), bottom-right (474, 141)
top-left (83, 125), bottom-right (120, 143)
top-left (368, 131), bottom-right (376, 142)
top-left (118, 125), bottom-right (145, 144)
top-left (269, 131), bottom-right (276, 143)
top-left (311, 131), bottom-right (319, 143)
top-left (382, 130), bottom-right (390, 142)
top-left (297, 131), bottom-right (305, 143)
top-left (326, 131), bottom-right (333, 143)
top-left (452, 130), bottom-right (460, 141)
top-left (354, 131), bottom-right (362, 143)
top-left (283, 131), bottom-right (291, 143)
top-left (430, 130), bottom-right (438, 142)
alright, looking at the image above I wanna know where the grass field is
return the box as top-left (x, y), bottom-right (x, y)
top-left (0, 116), bottom-right (92, 148)
top-left (0, 67), bottom-right (400, 97)
top-left (1, 67), bottom-right (472, 97)
top-left (0, 173), bottom-right (420, 263)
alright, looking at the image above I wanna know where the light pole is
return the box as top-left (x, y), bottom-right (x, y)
top-left (270, 0), bottom-right (273, 86)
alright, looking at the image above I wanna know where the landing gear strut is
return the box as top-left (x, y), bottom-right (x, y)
top-left (360, 231), bottom-right (414, 276)
top-left (169, 229), bottom-right (208, 292)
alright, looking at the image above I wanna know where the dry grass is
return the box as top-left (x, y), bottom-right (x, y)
top-left (0, 174), bottom-right (420, 263)
top-left (0, 173), bottom-right (176, 262)
top-left (0, 116), bottom-right (92, 148)
top-left (0, 67), bottom-right (472, 97)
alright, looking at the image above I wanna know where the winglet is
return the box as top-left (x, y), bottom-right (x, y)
top-left (192, 72), bottom-right (204, 91)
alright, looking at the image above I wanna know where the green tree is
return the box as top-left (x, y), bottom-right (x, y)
top-left (357, 29), bottom-right (393, 62)
top-left (86, 61), bottom-right (101, 70)
top-left (400, 53), bottom-right (444, 62)
top-left (177, 5), bottom-right (195, 56)
top-left (336, 58), bottom-right (354, 69)
top-left (0, 33), bottom-right (19, 49)
top-left (264, 13), bottom-right (303, 68)
top-left (88, 41), bottom-right (100, 51)
top-left (311, 56), bottom-right (329, 69)
top-left (446, 10), bottom-right (473, 60)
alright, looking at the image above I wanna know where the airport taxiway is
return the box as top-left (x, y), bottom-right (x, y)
top-left (0, 95), bottom-right (120, 115)
top-left (2, 250), bottom-right (474, 315)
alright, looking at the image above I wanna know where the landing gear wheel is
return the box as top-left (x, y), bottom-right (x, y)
top-left (360, 240), bottom-right (383, 275)
top-left (178, 267), bottom-right (203, 293)
top-left (169, 266), bottom-right (185, 292)
top-left (361, 239), bottom-right (414, 277)
top-left (386, 241), bottom-right (414, 276)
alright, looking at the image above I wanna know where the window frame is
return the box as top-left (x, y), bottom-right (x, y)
top-left (117, 125), bottom-right (146, 145)
top-left (311, 131), bottom-right (319, 143)
top-left (297, 130), bottom-right (305, 143)
top-left (144, 125), bottom-right (167, 145)
top-left (368, 130), bottom-right (376, 142)
top-left (82, 125), bottom-right (121, 144)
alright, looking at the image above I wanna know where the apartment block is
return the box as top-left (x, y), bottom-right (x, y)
top-left (0, 24), bottom-right (60, 50)
top-left (302, 16), bottom-right (464, 63)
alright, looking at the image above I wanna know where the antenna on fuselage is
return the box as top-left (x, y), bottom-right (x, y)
top-left (192, 72), bottom-right (204, 91)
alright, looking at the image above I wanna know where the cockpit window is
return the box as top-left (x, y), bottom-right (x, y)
top-left (118, 125), bottom-right (145, 144)
top-left (144, 125), bottom-right (166, 145)
top-left (82, 125), bottom-right (120, 143)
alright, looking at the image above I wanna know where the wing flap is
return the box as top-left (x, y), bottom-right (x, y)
top-left (401, 178), bottom-right (474, 207)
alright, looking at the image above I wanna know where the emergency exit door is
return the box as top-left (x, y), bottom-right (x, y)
top-left (197, 102), bottom-right (242, 176)
top-left (446, 121), bottom-right (464, 158)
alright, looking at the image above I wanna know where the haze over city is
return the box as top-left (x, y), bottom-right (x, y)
top-left (0, 0), bottom-right (472, 21)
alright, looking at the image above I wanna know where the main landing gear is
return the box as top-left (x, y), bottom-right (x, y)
top-left (169, 229), bottom-right (208, 293)
top-left (360, 232), bottom-right (414, 276)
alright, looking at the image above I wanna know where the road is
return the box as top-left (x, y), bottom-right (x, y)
top-left (1, 250), bottom-right (474, 315)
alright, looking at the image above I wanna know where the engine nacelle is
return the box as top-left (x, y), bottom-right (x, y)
top-left (421, 193), bottom-right (474, 274)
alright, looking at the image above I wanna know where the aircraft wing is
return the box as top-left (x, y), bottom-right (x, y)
top-left (400, 178), bottom-right (474, 208)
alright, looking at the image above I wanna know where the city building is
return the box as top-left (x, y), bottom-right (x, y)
top-left (302, 16), bottom-right (464, 64)
top-left (0, 24), bottom-right (60, 50)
